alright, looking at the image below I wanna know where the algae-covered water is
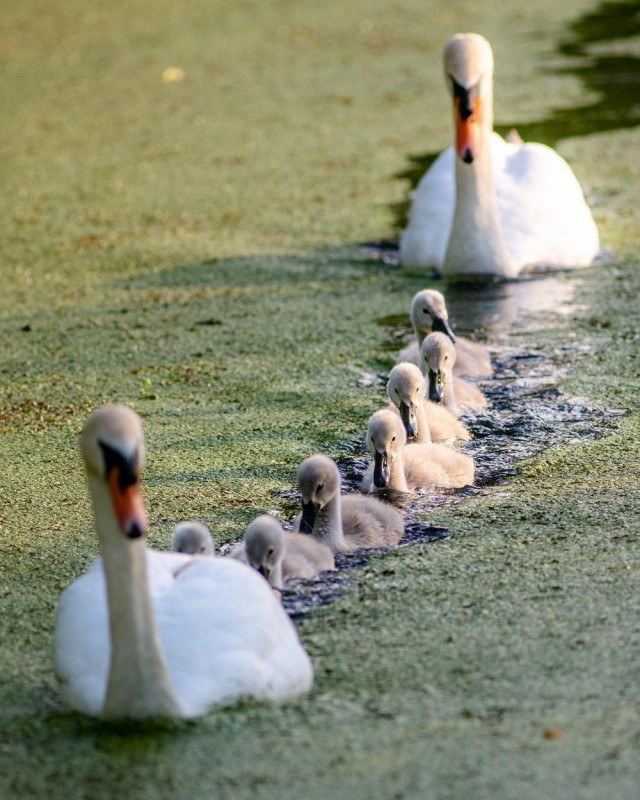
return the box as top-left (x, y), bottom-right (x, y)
top-left (1, 0), bottom-right (640, 798)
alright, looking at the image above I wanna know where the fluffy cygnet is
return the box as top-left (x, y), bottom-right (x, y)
top-left (171, 521), bottom-right (215, 556)
top-left (421, 333), bottom-right (487, 416)
top-left (397, 289), bottom-right (492, 377)
top-left (387, 362), bottom-right (470, 443)
top-left (296, 454), bottom-right (404, 554)
top-left (232, 514), bottom-right (335, 590)
top-left (362, 408), bottom-right (474, 493)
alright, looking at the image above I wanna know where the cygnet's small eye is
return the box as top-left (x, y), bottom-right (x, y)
top-left (422, 307), bottom-right (429, 315)
top-left (391, 435), bottom-right (396, 442)
top-left (415, 387), bottom-right (420, 393)
top-left (267, 547), bottom-right (274, 558)
top-left (444, 355), bottom-right (449, 362)
top-left (199, 546), bottom-right (206, 553)
top-left (316, 483), bottom-right (324, 494)
top-left (177, 547), bottom-right (184, 553)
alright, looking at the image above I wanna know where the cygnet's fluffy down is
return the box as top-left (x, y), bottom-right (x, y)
top-left (421, 332), bottom-right (487, 416)
top-left (231, 514), bottom-right (334, 590)
top-left (398, 289), bottom-right (492, 378)
top-left (362, 408), bottom-right (474, 493)
top-left (296, 454), bottom-right (404, 554)
top-left (171, 521), bottom-right (215, 556)
top-left (387, 362), bottom-right (470, 443)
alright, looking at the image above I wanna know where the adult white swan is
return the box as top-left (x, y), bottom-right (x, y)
top-left (399, 33), bottom-right (600, 278)
top-left (54, 405), bottom-right (313, 719)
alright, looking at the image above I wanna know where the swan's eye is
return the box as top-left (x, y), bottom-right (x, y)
top-left (391, 435), bottom-right (396, 442)
top-left (415, 387), bottom-right (420, 393)
top-left (316, 483), bottom-right (324, 494)
top-left (199, 546), bottom-right (206, 553)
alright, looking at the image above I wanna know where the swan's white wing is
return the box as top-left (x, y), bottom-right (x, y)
top-left (54, 558), bottom-right (110, 716)
top-left (156, 556), bottom-right (313, 716)
top-left (399, 147), bottom-right (455, 269)
top-left (494, 135), bottom-right (600, 269)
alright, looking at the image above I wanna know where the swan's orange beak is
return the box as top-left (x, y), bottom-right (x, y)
top-left (108, 469), bottom-right (148, 539)
top-left (455, 95), bottom-right (482, 164)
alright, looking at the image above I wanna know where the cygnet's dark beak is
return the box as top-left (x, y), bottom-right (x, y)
top-left (373, 450), bottom-right (390, 489)
top-left (431, 315), bottom-right (456, 343)
top-left (399, 402), bottom-right (418, 440)
top-left (299, 500), bottom-right (318, 534)
top-left (428, 369), bottom-right (444, 403)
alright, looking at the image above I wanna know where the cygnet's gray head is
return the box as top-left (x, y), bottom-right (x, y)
top-left (421, 332), bottom-right (456, 403)
top-left (171, 521), bottom-right (215, 556)
top-left (243, 515), bottom-right (285, 586)
top-left (297, 454), bottom-right (340, 534)
top-left (387, 362), bottom-right (426, 440)
top-left (410, 289), bottom-right (456, 342)
top-left (366, 409), bottom-right (407, 489)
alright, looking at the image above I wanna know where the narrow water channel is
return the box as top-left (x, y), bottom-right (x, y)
top-left (277, 273), bottom-right (624, 620)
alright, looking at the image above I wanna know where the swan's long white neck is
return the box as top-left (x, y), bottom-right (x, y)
top-left (443, 82), bottom-right (515, 278)
top-left (87, 472), bottom-right (184, 718)
top-left (313, 492), bottom-right (347, 554)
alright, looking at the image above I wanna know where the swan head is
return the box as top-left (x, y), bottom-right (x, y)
top-left (443, 33), bottom-right (494, 164)
top-left (243, 515), bottom-right (286, 586)
top-left (421, 333), bottom-right (456, 404)
top-left (366, 409), bottom-right (406, 489)
top-left (172, 521), bottom-right (215, 556)
top-left (297, 455), bottom-right (340, 533)
top-left (387, 363), bottom-right (425, 440)
top-left (410, 289), bottom-right (456, 343)
top-left (80, 405), bottom-right (148, 539)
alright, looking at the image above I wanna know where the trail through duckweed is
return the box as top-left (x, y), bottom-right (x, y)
top-left (277, 279), bottom-right (625, 619)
